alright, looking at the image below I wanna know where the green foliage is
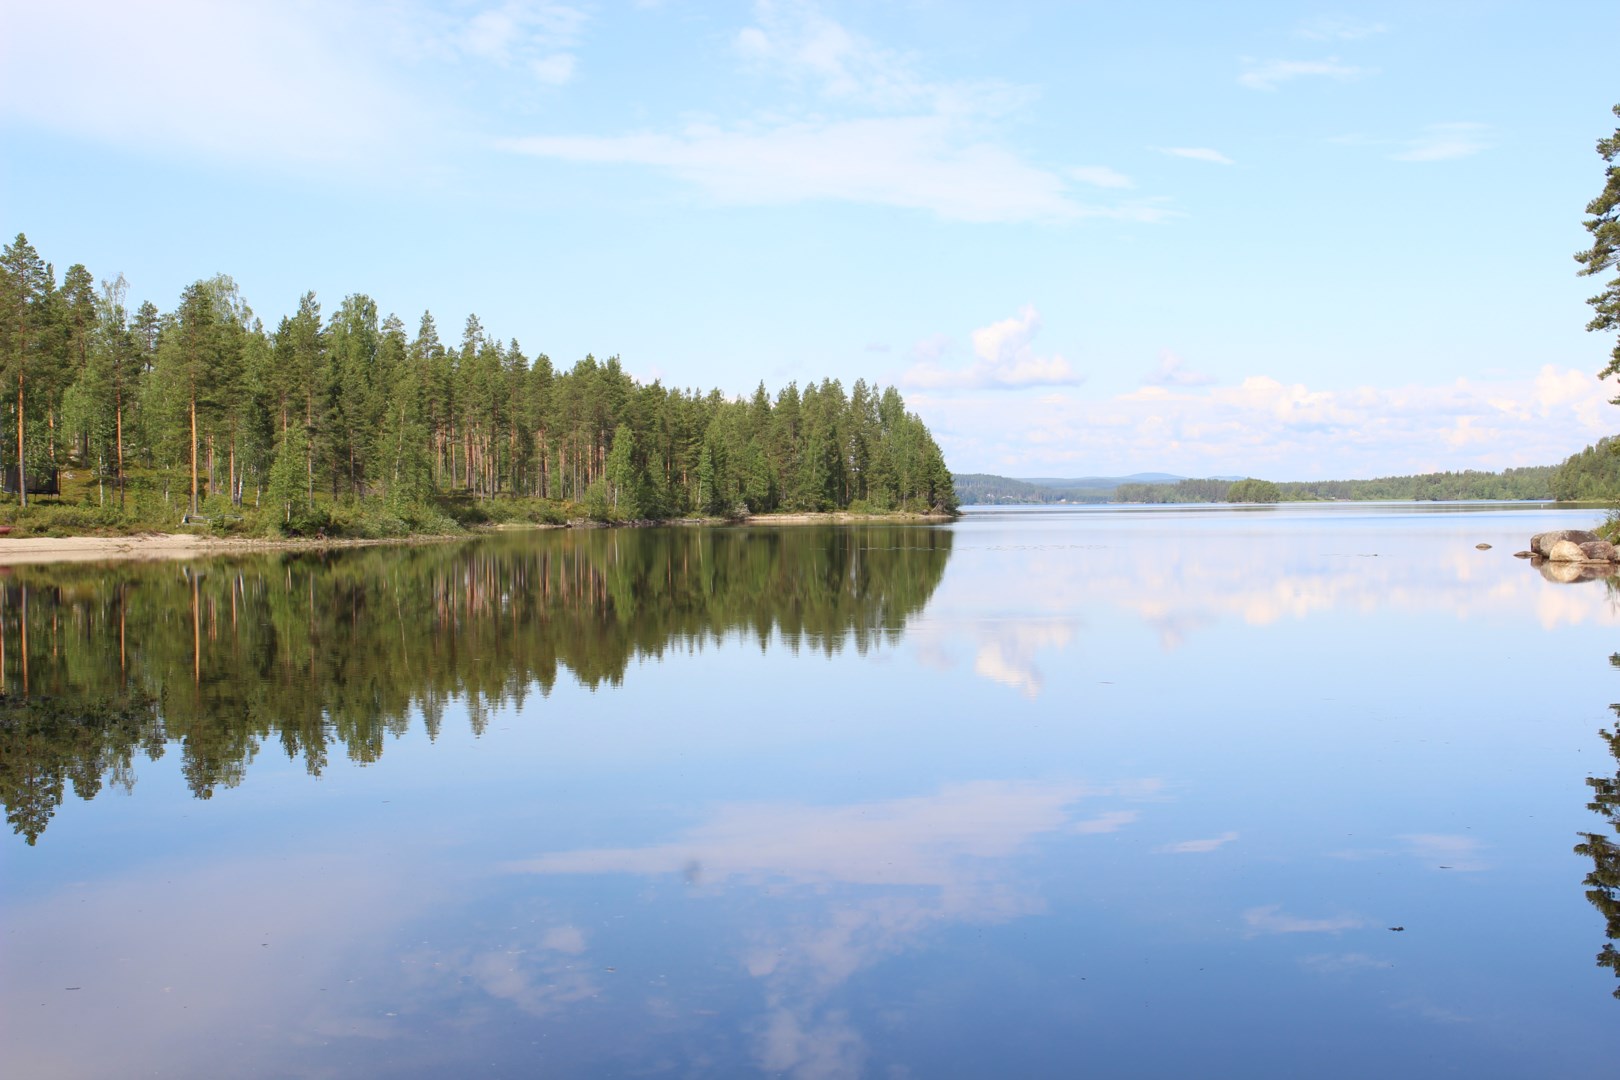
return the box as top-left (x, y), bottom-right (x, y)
top-left (1108, 468), bottom-right (1555, 504)
top-left (0, 234), bottom-right (959, 530)
top-left (1579, 104), bottom-right (1620, 392)
top-left (1226, 478), bottom-right (1281, 503)
top-left (1552, 437), bottom-right (1620, 501)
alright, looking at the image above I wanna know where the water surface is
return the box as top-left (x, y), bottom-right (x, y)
top-left (2, 507), bottom-right (1616, 1078)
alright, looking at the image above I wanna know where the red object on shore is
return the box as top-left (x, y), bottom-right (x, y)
top-left (0, 526), bottom-right (12, 536)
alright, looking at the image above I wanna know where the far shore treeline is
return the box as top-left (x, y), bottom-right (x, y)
top-left (0, 232), bottom-right (956, 537)
top-left (956, 464), bottom-right (1583, 505)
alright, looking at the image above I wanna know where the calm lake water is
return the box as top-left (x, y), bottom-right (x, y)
top-left (3, 505), bottom-right (1618, 1078)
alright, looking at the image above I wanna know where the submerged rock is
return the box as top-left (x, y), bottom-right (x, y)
top-left (1476, 543), bottom-right (1492, 550)
top-left (1514, 550), bottom-right (1533, 558)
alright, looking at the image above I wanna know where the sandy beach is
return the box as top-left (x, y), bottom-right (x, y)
top-left (0, 513), bottom-right (954, 566)
top-left (0, 533), bottom-right (441, 566)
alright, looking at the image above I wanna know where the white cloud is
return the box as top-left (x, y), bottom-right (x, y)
top-left (968, 618), bottom-right (1077, 697)
top-left (1243, 905), bottom-right (1366, 935)
top-left (901, 306), bottom-right (1084, 390)
top-left (508, 779), bottom-right (1139, 887)
top-left (1073, 810), bottom-right (1140, 834)
top-left (1071, 165), bottom-right (1135, 189)
top-left (0, 0), bottom-right (413, 167)
top-left (1297, 18), bottom-right (1389, 41)
top-left (0, 0), bottom-right (590, 171)
top-left (1399, 833), bottom-right (1489, 871)
top-left (1159, 146), bottom-right (1235, 165)
top-left (910, 364), bottom-right (1620, 479)
top-left (1159, 831), bottom-right (1239, 853)
top-left (1239, 57), bottom-right (1374, 91)
top-left (456, 2), bottom-right (587, 69)
top-left (529, 52), bottom-right (578, 85)
top-left (1392, 122), bottom-right (1492, 162)
top-left (503, 2), bottom-right (1172, 224)
top-left (502, 118), bottom-right (1089, 223)
top-left (1144, 349), bottom-right (1215, 387)
top-left (734, 0), bottom-right (935, 111)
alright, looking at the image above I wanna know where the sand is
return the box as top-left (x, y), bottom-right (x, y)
top-left (0, 533), bottom-right (433, 566)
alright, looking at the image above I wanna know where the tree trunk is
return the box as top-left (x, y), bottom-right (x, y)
top-left (16, 372), bottom-right (25, 509)
top-left (189, 392), bottom-right (199, 517)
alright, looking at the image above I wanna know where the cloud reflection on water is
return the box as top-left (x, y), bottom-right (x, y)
top-left (924, 511), bottom-right (1620, 696)
top-left (509, 778), bottom-right (1158, 1078)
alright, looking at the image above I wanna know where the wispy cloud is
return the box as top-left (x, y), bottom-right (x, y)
top-left (1159, 146), bottom-right (1235, 165)
top-left (502, 118), bottom-right (1088, 223)
top-left (453, 1), bottom-right (588, 85)
top-left (1391, 122), bottom-right (1492, 162)
top-left (0, 0), bottom-right (415, 167)
top-left (1239, 58), bottom-right (1374, 91)
top-left (1244, 905), bottom-right (1366, 935)
top-left (1071, 165), bottom-right (1135, 189)
top-left (901, 306), bottom-right (1083, 390)
top-left (1159, 831), bottom-right (1239, 853)
top-left (502, 2), bottom-right (1171, 224)
top-left (1073, 810), bottom-right (1139, 834)
top-left (1399, 833), bottom-right (1489, 871)
top-left (508, 779), bottom-right (1135, 887)
top-left (1144, 349), bottom-right (1215, 387)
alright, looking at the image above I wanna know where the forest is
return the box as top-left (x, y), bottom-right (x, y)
top-left (0, 233), bottom-right (957, 536)
top-left (1551, 437), bottom-right (1620, 501)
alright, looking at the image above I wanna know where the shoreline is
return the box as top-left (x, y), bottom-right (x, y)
top-left (0, 532), bottom-right (463, 566)
top-left (0, 511), bottom-right (956, 566)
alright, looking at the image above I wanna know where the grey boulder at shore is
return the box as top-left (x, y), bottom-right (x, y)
top-left (1528, 530), bottom-right (1620, 563)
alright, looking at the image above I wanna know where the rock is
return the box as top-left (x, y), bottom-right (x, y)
top-left (1547, 539), bottom-right (1589, 562)
top-left (1580, 540), bottom-right (1619, 562)
top-left (1513, 550), bottom-right (1533, 558)
top-left (1531, 529), bottom-right (1599, 556)
top-left (1475, 543), bottom-right (1491, 550)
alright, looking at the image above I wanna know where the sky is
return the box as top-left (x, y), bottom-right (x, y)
top-left (2, 0), bottom-right (1617, 480)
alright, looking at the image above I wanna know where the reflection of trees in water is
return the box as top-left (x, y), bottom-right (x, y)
top-left (1575, 653), bottom-right (1620, 998)
top-left (0, 527), bottom-right (951, 844)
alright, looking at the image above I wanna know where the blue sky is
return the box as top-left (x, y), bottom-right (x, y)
top-left (2, 0), bottom-right (1616, 479)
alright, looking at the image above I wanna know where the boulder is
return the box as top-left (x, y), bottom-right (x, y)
top-left (1580, 540), bottom-right (1619, 562)
top-left (1475, 543), bottom-right (1492, 550)
top-left (1513, 550), bottom-right (1533, 558)
top-left (1531, 529), bottom-right (1599, 556)
top-left (1548, 539), bottom-right (1589, 562)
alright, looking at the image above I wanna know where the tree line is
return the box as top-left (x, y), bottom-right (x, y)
top-left (0, 232), bottom-right (957, 533)
top-left (1108, 468), bottom-right (1556, 504)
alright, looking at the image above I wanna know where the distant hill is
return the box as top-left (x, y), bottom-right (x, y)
top-left (1020, 473), bottom-right (1185, 491)
top-left (955, 467), bottom-right (1558, 505)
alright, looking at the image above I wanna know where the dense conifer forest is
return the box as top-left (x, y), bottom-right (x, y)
top-left (0, 233), bottom-right (956, 535)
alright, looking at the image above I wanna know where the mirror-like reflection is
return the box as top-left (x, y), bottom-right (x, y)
top-left (1577, 654), bottom-right (1620, 999)
top-left (0, 526), bottom-right (951, 844)
top-left (7, 504), bottom-right (1620, 1079)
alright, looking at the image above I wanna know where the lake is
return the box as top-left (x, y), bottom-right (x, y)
top-left (2, 505), bottom-right (1617, 1078)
